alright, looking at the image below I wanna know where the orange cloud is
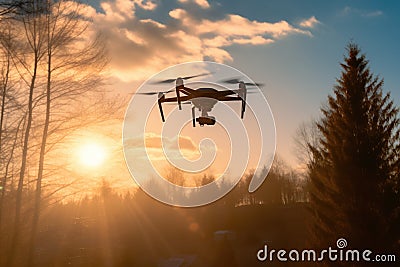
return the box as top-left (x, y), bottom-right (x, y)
top-left (194, 13), bottom-right (311, 38)
top-left (178, 0), bottom-right (210, 9)
top-left (299, 16), bottom-right (320, 28)
top-left (78, 0), bottom-right (316, 82)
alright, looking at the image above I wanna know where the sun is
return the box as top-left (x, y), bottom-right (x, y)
top-left (78, 142), bottom-right (107, 167)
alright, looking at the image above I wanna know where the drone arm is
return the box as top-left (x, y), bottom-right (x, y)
top-left (159, 96), bottom-right (191, 103)
top-left (217, 96), bottom-right (242, 101)
top-left (180, 87), bottom-right (196, 95)
top-left (215, 90), bottom-right (239, 97)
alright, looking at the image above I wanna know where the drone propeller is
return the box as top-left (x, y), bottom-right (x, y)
top-left (151, 72), bottom-right (212, 84)
top-left (220, 77), bottom-right (264, 87)
top-left (133, 89), bottom-right (174, 95)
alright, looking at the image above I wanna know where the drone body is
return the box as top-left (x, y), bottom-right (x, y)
top-left (158, 79), bottom-right (247, 127)
top-left (135, 73), bottom-right (261, 127)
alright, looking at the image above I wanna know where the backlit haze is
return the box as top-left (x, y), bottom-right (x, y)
top-left (72, 0), bottom-right (400, 191)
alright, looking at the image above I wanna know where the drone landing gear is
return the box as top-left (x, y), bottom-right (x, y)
top-left (192, 106), bottom-right (196, 127)
top-left (158, 93), bottom-right (165, 122)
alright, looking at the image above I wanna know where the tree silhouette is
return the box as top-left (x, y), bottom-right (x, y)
top-left (0, 1), bottom-right (113, 265)
top-left (0, 1), bottom-right (32, 17)
top-left (308, 43), bottom-right (400, 258)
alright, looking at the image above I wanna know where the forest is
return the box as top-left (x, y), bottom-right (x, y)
top-left (1, 1), bottom-right (399, 267)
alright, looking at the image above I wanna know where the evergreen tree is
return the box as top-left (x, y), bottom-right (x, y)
top-left (308, 43), bottom-right (399, 260)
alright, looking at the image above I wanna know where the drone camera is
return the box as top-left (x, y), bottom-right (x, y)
top-left (196, 116), bottom-right (216, 126)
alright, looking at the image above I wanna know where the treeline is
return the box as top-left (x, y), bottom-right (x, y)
top-left (223, 158), bottom-right (308, 207)
top-left (0, 155), bottom-right (308, 267)
top-left (2, 172), bottom-right (308, 267)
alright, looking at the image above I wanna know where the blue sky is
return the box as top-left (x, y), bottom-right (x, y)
top-left (221, 1), bottom-right (400, 165)
top-left (83, 0), bottom-right (400, 167)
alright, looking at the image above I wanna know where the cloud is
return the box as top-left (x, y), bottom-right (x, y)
top-left (341, 6), bottom-right (351, 16)
top-left (170, 9), bottom-right (311, 39)
top-left (362, 10), bottom-right (383, 18)
top-left (80, 0), bottom-right (316, 82)
top-left (232, 36), bottom-right (274, 45)
top-left (299, 16), bottom-right (320, 28)
top-left (340, 6), bottom-right (383, 18)
top-left (194, 0), bottom-right (210, 9)
top-left (133, 0), bottom-right (157, 10)
top-left (178, 0), bottom-right (210, 9)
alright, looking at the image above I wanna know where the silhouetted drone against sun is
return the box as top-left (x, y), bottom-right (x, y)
top-left (134, 73), bottom-right (263, 127)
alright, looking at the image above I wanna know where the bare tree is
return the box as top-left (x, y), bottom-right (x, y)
top-left (293, 118), bottom-right (321, 171)
top-left (1, 1), bottom-right (126, 265)
top-left (0, 21), bottom-right (22, 245)
top-left (6, 1), bottom-right (48, 263)
top-left (27, 1), bottom-right (107, 265)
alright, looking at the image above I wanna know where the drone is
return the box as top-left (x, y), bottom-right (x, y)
top-left (136, 73), bottom-right (262, 127)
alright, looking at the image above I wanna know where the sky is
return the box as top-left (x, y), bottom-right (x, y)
top-left (79, 0), bottom-right (400, 169)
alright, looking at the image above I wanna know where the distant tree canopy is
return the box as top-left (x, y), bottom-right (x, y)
top-left (308, 43), bottom-right (400, 256)
top-left (222, 157), bottom-right (308, 207)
